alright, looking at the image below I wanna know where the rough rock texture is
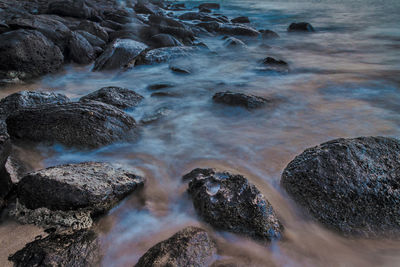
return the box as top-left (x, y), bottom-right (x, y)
top-left (47, 0), bottom-right (97, 20)
top-left (185, 168), bottom-right (283, 241)
top-left (135, 226), bottom-right (217, 267)
top-left (135, 46), bottom-right (196, 65)
top-left (231, 16), bottom-right (250, 24)
top-left (0, 122), bottom-right (12, 209)
top-left (198, 3), bottom-right (220, 10)
top-left (74, 20), bottom-right (109, 42)
top-left (6, 101), bottom-right (137, 148)
top-left (260, 29), bottom-right (279, 39)
top-left (94, 39), bottom-right (148, 71)
top-left (0, 90), bottom-right (69, 120)
top-left (80, 86), bottom-right (144, 109)
top-left (67, 31), bottom-right (95, 64)
top-left (213, 91), bottom-right (272, 109)
top-left (281, 136), bottom-right (400, 237)
top-left (149, 33), bottom-right (183, 48)
top-left (287, 22), bottom-right (315, 32)
top-left (17, 162), bottom-right (144, 214)
top-left (9, 230), bottom-right (100, 267)
top-left (261, 57), bottom-right (289, 72)
top-left (0, 29), bottom-right (64, 81)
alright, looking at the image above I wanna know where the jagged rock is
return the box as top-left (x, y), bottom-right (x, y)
top-left (0, 30), bottom-right (64, 81)
top-left (6, 101), bottom-right (137, 148)
top-left (9, 230), bottom-right (100, 267)
top-left (213, 91), bottom-right (272, 109)
top-left (67, 31), bottom-right (95, 64)
top-left (281, 136), bottom-right (400, 237)
top-left (94, 39), bottom-right (148, 71)
top-left (0, 90), bottom-right (69, 120)
top-left (231, 16), bottom-right (250, 23)
top-left (287, 22), bottom-right (315, 32)
top-left (80, 86), bottom-right (144, 109)
top-left (135, 227), bottom-right (217, 267)
top-left (185, 168), bottom-right (283, 241)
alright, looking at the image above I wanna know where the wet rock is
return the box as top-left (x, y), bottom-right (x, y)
top-left (185, 168), bottom-right (283, 241)
top-left (169, 3), bottom-right (186, 11)
top-left (0, 21), bottom-right (9, 34)
top-left (147, 83), bottom-right (174, 91)
top-left (178, 12), bottom-right (224, 23)
top-left (213, 91), bottom-right (272, 109)
top-left (6, 101), bottom-right (137, 148)
top-left (134, 1), bottom-right (165, 15)
top-left (135, 46), bottom-right (197, 65)
top-left (231, 16), bottom-right (250, 24)
top-left (261, 57), bottom-right (289, 72)
top-left (100, 20), bottom-right (124, 31)
top-left (103, 9), bottom-right (132, 24)
top-left (199, 7), bottom-right (212, 13)
top-left (74, 20), bottom-right (109, 42)
top-left (80, 86), bottom-right (144, 109)
top-left (170, 65), bottom-right (191, 74)
top-left (151, 92), bottom-right (180, 98)
top-left (135, 226), bottom-right (216, 267)
top-left (148, 15), bottom-right (195, 43)
top-left (223, 37), bottom-right (247, 48)
top-left (218, 24), bottom-right (260, 37)
top-left (0, 91), bottom-right (69, 121)
top-left (287, 22), bottom-right (315, 32)
top-left (260, 29), bottom-right (279, 39)
top-left (67, 31), bottom-right (95, 64)
top-left (76, 30), bottom-right (106, 48)
top-left (9, 230), bottom-right (100, 267)
top-left (0, 122), bottom-right (11, 210)
top-left (196, 21), bottom-right (221, 32)
top-left (0, 30), bottom-right (64, 81)
top-left (281, 136), bottom-right (400, 237)
top-left (140, 107), bottom-right (170, 124)
top-left (94, 39), bottom-right (148, 71)
top-left (47, 0), bottom-right (97, 20)
top-left (198, 3), bottom-right (220, 10)
top-left (149, 33), bottom-right (183, 48)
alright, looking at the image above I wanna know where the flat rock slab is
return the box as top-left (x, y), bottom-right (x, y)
top-left (281, 136), bottom-right (400, 237)
top-left (80, 86), bottom-right (144, 109)
top-left (135, 226), bottom-right (216, 267)
top-left (6, 101), bottom-right (137, 148)
top-left (17, 162), bottom-right (144, 214)
top-left (185, 168), bottom-right (283, 242)
top-left (213, 91), bottom-right (272, 109)
top-left (9, 230), bottom-right (100, 267)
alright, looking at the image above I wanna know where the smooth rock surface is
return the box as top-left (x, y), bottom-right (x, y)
top-left (213, 91), bottom-right (272, 109)
top-left (80, 86), bottom-right (144, 109)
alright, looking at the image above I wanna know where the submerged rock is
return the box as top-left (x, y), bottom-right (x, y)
top-left (185, 168), bottom-right (283, 241)
top-left (260, 57), bottom-right (289, 72)
top-left (6, 101), bottom-right (137, 148)
top-left (9, 230), bottom-right (100, 267)
top-left (213, 91), bottom-right (272, 109)
top-left (287, 22), bottom-right (315, 32)
top-left (223, 37), bottom-right (247, 48)
top-left (260, 29), bottom-right (279, 39)
top-left (198, 3), bottom-right (220, 10)
top-left (135, 46), bottom-right (197, 65)
top-left (231, 16), bottom-right (250, 24)
top-left (135, 226), bottom-right (217, 267)
top-left (80, 86), bottom-right (144, 109)
top-left (281, 136), bottom-right (400, 237)
top-left (0, 91), bottom-right (69, 120)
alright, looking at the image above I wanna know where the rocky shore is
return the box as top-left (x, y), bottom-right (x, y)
top-left (0, 0), bottom-right (399, 266)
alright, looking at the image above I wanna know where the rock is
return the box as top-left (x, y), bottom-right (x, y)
top-left (134, 1), bottom-right (165, 15)
top-left (148, 15), bottom-right (195, 43)
top-left (80, 86), bottom-right (144, 109)
top-left (213, 91), bottom-right (272, 109)
top-left (231, 16), bottom-right (250, 23)
top-left (135, 226), bottom-right (216, 267)
top-left (223, 37), bottom-right (247, 48)
top-left (74, 20), bottom-right (109, 42)
top-left (76, 30), bottom-right (106, 48)
top-left (6, 101), bottom-right (137, 148)
top-left (47, 0), bottom-right (97, 20)
top-left (199, 7), bottom-right (212, 13)
top-left (198, 3), bottom-right (220, 10)
top-left (151, 92), bottom-right (180, 98)
top-left (196, 21), bottom-right (221, 32)
top-left (185, 168), bottom-right (283, 241)
top-left (149, 33), bottom-right (183, 48)
top-left (218, 24), bottom-right (260, 37)
top-left (260, 29), bottom-right (279, 39)
top-left (0, 30), bottom-right (64, 81)
top-left (94, 39), bottom-right (148, 71)
top-left (67, 31), bottom-right (95, 64)
top-left (168, 3), bottom-right (186, 11)
top-left (281, 136), bottom-right (400, 237)
top-left (135, 46), bottom-right (196, 65)
top-left (0, 91), bottom-right (69, 120)
top-left (178, 12), bottom-right (224, 23)
top-left (170, 65), bottom-right (191, 74)
top-left (9, 230), bottom-right (100, 267)
top-left (0, 21), bottom-right (9, 34)
top-left (261, 57), bottom-right (289, 72)
top-left (103, 9), bottom-right (132, 24)
top-left (140, 107), bottom-right (170, 124)
top-left (0, 122), bottom-right (11, 210)
top-left (100, 20), bottom-right (124, 31)
top-left (287, 22), bottom-right (315, 32)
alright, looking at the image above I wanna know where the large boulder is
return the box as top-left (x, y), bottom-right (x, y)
top-left (80, 86), bottom-right (144, 109)
top-left (135, 226), bottom-right (216, 267)
top-left (9, 230), bottom-right (100, 267)
top-left (74, 20), bottom-right (109, 42)
top-left (212, 91), bottom-right (272, 109)
top-left (0, 90), bottom-right (69, 120)
top-left (67, 31), bottom-right (95, 64)
top-left (47, 0), bottom-right (98, 20)
top-left (281, 137), bottom-right (400, 237)
top-left (149, 33), bottom-right (183, 48)
top-left (0, 30), bottom-right (64, 81)
top-left (93, 39), bottom-right (148, 71)
top-left (6, 101), bottom-right (137, 148)
top-left (185, 168), bottom-right (283, 241)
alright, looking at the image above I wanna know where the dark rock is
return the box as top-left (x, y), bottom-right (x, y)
top-left (67, 31), bottom-right (95, 64)
top-left (140, 107), bottom-right (170, 124)
top-left (94, 39), bottom-right (148, 71)
top-left (185, 168), bottom-right (283, 241)
top-left (149, 33), bottom-right (183, 48)
top-left (74, 20), bottom-right (109, 42)
top-left (198, 3), bottom-right (220, 10)
top-left (196, 21), bottom-right (221, 32)
top-left (148, 15), bottom-right (195, 43)
top-left (0, 90), bottom-right (69, 120)
top-left (199, 7), bottom-right (212, 13)
top-left (287, 22), bottom-right (315, 32)
top-left (281, 136), bottom-right (400, 237)
top-left (231, 16), bottom-right (250, 23)
top-left (223, 37), bottom-right (247, 48)
top-left (6, 101), bottom-right (137, 148)
top-left (147, 83), bottom-right (174, 91)
top-left (135, 46), bottom-right (197, 65)
top-left (261, 57), bottom-right (289, 72)
top-left (17, 162), bottom-right (144, 214)
top-left (80, 86), bottom-right (144, 109)
top-left (170, 65), bottom-right (191, 74)
top-left (260, 29), bottom-right (279, 39)
top-left (213, 91), bottom-right (272, 109)
top-left (108, 28), bottom-right (149, 42)
top-left (0, 122), bottom-right (11, 210)
top-left (9, 230), bottom-right (100, 267)
top-left (47, 0), bottom-right (97, 20)
top-left (134, 1), bottom-right (165, 15)
top-left (100, 20), bottom-right (124, 31)
top-left (135, 226), bottom-right (216, 267)
top-left (103, 9), bottom-right (132, 24)
top-left (169, 3), bottom-right (186, 11)
top-left (0, 21), bottom-right (9, 34)
top-left (151, 92), bottom-right (180, 98)
top-left (76, 30), bottom-right (106, 48)
top-left (178, 12), bottom-right (224, 23)
top-left (0, 30), bottom-right (64, 81)
top-left (218, 24), bottom-right (260, 37)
